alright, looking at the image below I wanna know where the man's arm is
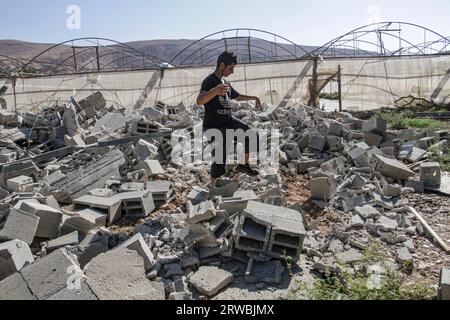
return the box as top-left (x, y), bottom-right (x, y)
top-left (234, 94), bottom-right (262, 109)
top-left (196, 84), bottom-right (229, 106)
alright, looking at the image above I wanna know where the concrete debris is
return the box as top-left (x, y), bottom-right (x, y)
top-left (0, 240), bottom-right (34, 281)
top-left (0, 97), bottom-right (448, 300)
top-left (439, 267), bottom-right (450, 300)
top-left (189, 266), bottom-right (233, 297)
top-left (85, 247), bottom-right (164, 300)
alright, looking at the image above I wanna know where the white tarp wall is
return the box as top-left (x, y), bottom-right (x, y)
top-left (1, 54), bottom-right (449, 112)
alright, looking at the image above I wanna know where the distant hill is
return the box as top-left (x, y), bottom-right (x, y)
top-left (0, 38), bottom-right (368, 76)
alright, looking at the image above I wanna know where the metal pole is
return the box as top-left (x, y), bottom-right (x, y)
top-left (96, 46), bottom-right (100, 72)
top-left (72, 46), bottom-right (78, 72)
top-left (338, 65), bottom-right (342, 112)
top-left (12, 75), bottom-right (17, 113)
top-left (312, 55), bottom-right (318, 108)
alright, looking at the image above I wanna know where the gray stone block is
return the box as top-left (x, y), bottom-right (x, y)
top-left (309, 134), bottom-right (326, 152)
top-left (19, 202), bottom-right (62, 239)
top-left (244, 258), bottom-right (284, 284)
top-left (135, 160), bottom-right (165, 176)
top-left (73, 195), bottom-right (122, 225)
top-left (373, 155), bottom-right (415, 180)
top-left (114, 233), bottom-right (155, 271)
top-left (113, 190), bottom-right (155, 218)
top-left (362, 118), bottom-right (387, 135)
top-left (20, 248), bottom-right (80, 300)
top-left (6, 175), bottom-right (33, 192)
top-left (438, 267), bottom-right (450, 300)
top-left (187, 186), bottom-right (210, 205)
top-left (0, 240), bottom-right (34, 281)
top-left (186, 200), bottom-right (216, 224)
top-left (0, 208), bottom-right (40, 245)
top-left (43, 231), bottom-right (79, 253)
top-left (85, 247), bottom-right (165, 300)
top-left (420, 162), bottom-right (441, 188)
top-left (309, 176), bottom-right (336, 201)
top-left (189, 266), bottom-right (233, 297)
top-left (88, 188), bottom-right (114, 197)
top-left (0, 272), bottom-right (35, 300)
top-left (46, 279), bottom-right (98, 300)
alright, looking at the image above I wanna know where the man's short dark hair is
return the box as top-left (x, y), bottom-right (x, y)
top-left (217, 51), bottom-right (238, 68)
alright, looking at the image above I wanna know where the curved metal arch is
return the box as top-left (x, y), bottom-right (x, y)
top-left (180, 39), bottom-right (294, 68)
top-left (314, 21), bottom-right (450, 57)
top-left (175, 36), bottom-right (293, 67)
top-left (48, 46), bottom-right (95, 75)
top-left (20, 37), bottom-right (165, 75)
top-left (169, 28), bottom-right (312, 67)
top-left (198, 48), bottom-right (275, 68)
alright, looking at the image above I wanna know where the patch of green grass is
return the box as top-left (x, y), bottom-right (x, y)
top-left (430, 148), bottom-right (450, 172)
top-left (319, 92), bottom-right (340, 100)
top-left (373, 109), bottom-right (449, 130)
top-left (292, 243), bottom-right (435, 300)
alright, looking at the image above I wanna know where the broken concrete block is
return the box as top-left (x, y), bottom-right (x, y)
top-left (420, 162), bottom-right (441, 188)
top-left (438, 267), bottom-right (450, 300)
top-left (88, 188), bottom-right (114, 197)
top-left (20, 248), bottom-right (80, 300)
top-left (235, 201), bottom-right (305, 258)
top-left (85, 247), bottom-right (164, 300)
top-left (113, 190), bottom-right (155, 218)
top-left (364, 132), bottom-right (383, 147)
top-left (0, 209), bottom-right (40, 245)
top-left (328, 121), bottom-right (343, 137)
top-left (0, 149), bottom-right (17, 164)
top-left (189, 266), bottom-right (233, 297)
top-left (187, 187), bottom-right (209, 205)
top-left (43, 231), bottom-right (79, 253)
top-left (362, 118), bottom-right (387, 135)
top-left (114, 233), bottom-right (155, 271)
top-left (349, 214), bottom-right (365, 229)
top-left (373, 155), bottom-right (415, 180)
top-left (6, 175), bottom-right (33, 192)
top-left (77, 91), bottom-right (106, 119)
top-left (134, 139), bottom-right (159, 161)
top-left (407, 147), bottom-right (427, 163)
top-left (297, 159), bottom-right (321, 174)
top-left (244, 258), bottom-right (284, 284)
top-left (0, 272), bottom-right (36, 300)
top-left (342, 195), bottom-right (367, 213)
top-left (209, 179), bottom-right (239, 198)
top-left (309, 176), bottom-right (336, 201)
top-left (64, 134), bottom-right (86, 147)
top-left (377, 216), bottom-right (399, 231)
top-left (186, 200), bottom-right (216, 224)
top-left (46, 278), bottom-right (98, 300)
top-left (0, 240), bottom-right (34, 281)
top-left (405, 179), bottom-right (425, 193)
top-left (19, 202), bottom-right (62, 239)
top-left (396, 246), bottom-right (413, 266)
top-left (355, 205), bottom-right (381, 220)
top-left (135, 159), bottom-right (165, 176)
top-left (347, 146), bottom-right (370, 168)
top-left (309, 134), bottom-right (326, 152)
top-left (41, 149), bottom-right (126, 202)
top-left (62, 209), bottom-right (107, 235)
top-left (147, 180), bottom-right (172, 204)
top-left (283, 143), bottom-right (301, 160)
top-left (335, 249), bottom-right (363, 265)
top-left (73, 195), bottom-right (122, 225)
top-left (92, 112), bottom-right (127, 135)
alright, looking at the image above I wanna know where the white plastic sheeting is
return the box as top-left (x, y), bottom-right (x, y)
top-left (1, 54), bottom-right (450, 112)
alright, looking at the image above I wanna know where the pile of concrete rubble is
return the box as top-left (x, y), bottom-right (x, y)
top-left (0, 92), bottom-right (449, 300)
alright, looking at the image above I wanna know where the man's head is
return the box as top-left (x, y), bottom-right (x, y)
top-left (216, 51), bottom-right (237, 77)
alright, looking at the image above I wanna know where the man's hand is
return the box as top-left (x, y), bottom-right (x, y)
top-left (213, 83), bottom-right (229, 97)
top-left (255, 97), bottom-right (262, 110)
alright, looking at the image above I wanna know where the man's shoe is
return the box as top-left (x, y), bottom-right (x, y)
top-left (236, 164), bottom-right (259, 177)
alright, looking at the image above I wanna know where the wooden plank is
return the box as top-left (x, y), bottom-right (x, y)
top-left (406, 206), bottom-right (450, 253)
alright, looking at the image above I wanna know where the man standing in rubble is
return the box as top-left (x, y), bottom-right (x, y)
top-left (196, 51), bottom-right (261, 184)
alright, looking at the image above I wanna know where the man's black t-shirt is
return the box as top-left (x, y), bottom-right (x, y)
top-left (200, 73), bottom-right (240, 129)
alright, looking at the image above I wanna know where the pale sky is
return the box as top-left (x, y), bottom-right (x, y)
top-left (1, 0), bottom-right (449, 46)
